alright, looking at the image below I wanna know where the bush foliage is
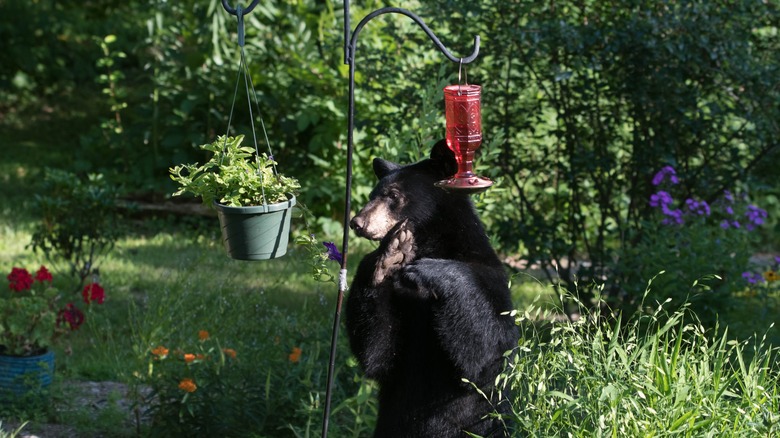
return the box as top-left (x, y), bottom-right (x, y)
top-left (435, 0), bottom-right (780, 306)
top-left (2, 2), bottom-right (780, 435)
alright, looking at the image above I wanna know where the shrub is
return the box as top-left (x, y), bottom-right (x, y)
top-left (615, 166), bottom-right (768, 324)
top-left (419, 0), bottom-right (780, 309)
top-left (29, 169), bottom-right (119, 292)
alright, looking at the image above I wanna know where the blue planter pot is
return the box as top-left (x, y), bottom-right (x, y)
top-left (0, 349), bottom-right (55, 401)
top-left (213, 196), bottom-right (296, 261)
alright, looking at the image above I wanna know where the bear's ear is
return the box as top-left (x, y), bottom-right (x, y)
top-left (373, 158), bottom-right (401, 179)
top-left (429, 139), bottom-right (458, 177)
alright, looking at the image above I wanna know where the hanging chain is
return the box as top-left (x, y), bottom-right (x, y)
top-left (222, 3), bottom-right (277, 205)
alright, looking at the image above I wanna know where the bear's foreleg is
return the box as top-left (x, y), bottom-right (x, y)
top-left (347, 224), bottom-right (417, 378)
top-left (345, 282), bottom-right (401, 379)
top-left (346, 231), bottom-right (414, 380)
top-left (394, 258), bottom-right (517, 381)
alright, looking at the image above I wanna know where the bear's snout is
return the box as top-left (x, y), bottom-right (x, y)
top-left (350, 201), bottom-right (396, 241)
top-left (350, 215), bottom-right (366, 234)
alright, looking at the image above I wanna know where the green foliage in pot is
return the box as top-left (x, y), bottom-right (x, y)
top-left (169, 135), bottom-right (300, 207)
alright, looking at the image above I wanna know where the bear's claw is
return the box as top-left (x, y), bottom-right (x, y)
top-left (372, 221), bottom-right (416, 285)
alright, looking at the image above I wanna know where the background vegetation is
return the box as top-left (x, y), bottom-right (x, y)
top-left (1, 0), bottom-right (779, 436)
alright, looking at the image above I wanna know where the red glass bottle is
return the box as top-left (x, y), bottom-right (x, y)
top-left (435, 84), bottom-right (493, 193)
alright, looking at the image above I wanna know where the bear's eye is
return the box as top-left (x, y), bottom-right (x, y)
top-left (386, 190), bottom-right (399, 201)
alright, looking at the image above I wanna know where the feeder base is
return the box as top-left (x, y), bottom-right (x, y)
top-left (434, 175), bottom-right (493, 194)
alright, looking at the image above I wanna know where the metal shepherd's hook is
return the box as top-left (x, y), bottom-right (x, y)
top-left (221, 2), bottom-right (481, 437)
top-left (324, 3), bottom-right (480, 438)
top-left (220, 0), bottom-right (261, 16)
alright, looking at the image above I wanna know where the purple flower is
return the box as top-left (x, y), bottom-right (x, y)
top-left (723, 190), bottom-right (734, 202)
top-left (685, 198), bottom-right (711, 216)
top-left (742, 271), bottom-right (764, 284)
top-left (661, 208), bottom-right (684, 226)
top-left (649, 191), bottom-right (673, 208)
top-left (652, 166), bottom-right (679, 186)
top-left (775, 256), bottom-right (780, 265)
top-left (323, 242), bottom-right (343, 265)
top-left (745, 205), bottom-right (767, 228)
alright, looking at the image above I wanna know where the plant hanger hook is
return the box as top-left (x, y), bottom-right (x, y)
top-left (222, 0), bottom-right (277, 204)
top-left (323, 4), bottom-right (482, 438)
top-left (221, 0), bottom-right (261, 16)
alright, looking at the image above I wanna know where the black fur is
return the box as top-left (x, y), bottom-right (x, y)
top-left (346, 140), bottom-right (518, 437)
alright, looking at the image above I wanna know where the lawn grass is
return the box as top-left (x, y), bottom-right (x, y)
top-left (3, 201), bottom-right (780, 436)
top-left (0, 208), bottom-right (362, 433)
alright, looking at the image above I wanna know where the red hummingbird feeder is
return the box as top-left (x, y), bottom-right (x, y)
top-left (435, 84), bottom-right (493, 193)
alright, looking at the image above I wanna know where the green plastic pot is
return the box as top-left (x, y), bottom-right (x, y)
top-left (213, 196), bottom-right (296, 261)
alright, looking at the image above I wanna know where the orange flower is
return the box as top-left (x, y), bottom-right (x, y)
top-left (198, 330), bottom-right (210, 341)
top-left (764, 270), bottom-right (779, 282)
top-left (151, 346), bottom-right (169, 359)
top-left (178, 378), bottom-right (197, 393)
top-left (223, 348), bottom-right (237, 359)
top-left (288, 347), bottom-right (302, 363)
top-left (183, 353), bottom-right (196, 363)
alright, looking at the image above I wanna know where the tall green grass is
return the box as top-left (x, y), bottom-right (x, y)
top-left (0, 421), bottom-right (28, 438)
top-left (498, 279), bottom-right (780, 437)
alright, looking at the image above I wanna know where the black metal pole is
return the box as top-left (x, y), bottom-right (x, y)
top-left (220, 2), bottom-right (481, 436)
top-left (320, 3), bottom-right (480, 438)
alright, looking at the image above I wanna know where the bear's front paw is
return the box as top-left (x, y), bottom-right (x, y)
top-left (373, 222), bottom-right (416, 285)
top-left (393, 262), bottom-right (439, 300)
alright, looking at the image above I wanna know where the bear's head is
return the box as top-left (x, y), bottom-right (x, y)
top-left (350, 140), bottom-right (460, 241)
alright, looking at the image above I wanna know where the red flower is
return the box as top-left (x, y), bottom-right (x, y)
top-left (7, 267), bottom-right (33, 291)
top-left (82, 282), bottom-right (105, 305)
top-left (57, 303), bottom-right (85, 331)
top-left (35, 266), bottom-right (53, 283)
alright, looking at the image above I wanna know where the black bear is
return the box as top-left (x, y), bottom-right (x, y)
top-left (346, 140), bottom-right (519, 437)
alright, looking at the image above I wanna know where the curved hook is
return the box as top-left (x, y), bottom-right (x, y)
top-left (326, 6), bottom-right (482, 438)
top-left (221, 0), bottom-right (261, 16)
top-left (347, 7), bottom-right (480, 65)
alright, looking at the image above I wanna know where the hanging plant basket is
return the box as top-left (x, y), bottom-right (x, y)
top-left (169, 15), bottom-right (302, 263)
top-left (214, 196), bottom-right (296, 260)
